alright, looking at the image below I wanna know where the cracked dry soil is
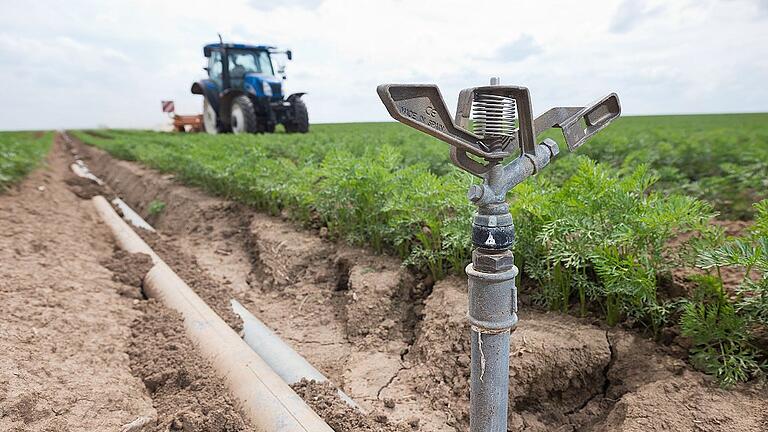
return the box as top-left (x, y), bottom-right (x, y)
top-left (72, 135), bottom-right (768, 432)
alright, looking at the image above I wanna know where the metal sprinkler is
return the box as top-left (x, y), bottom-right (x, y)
top-left (377, 78), bottom-right (620, 432)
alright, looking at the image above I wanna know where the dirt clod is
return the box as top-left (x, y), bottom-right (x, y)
top-left (103, 250), bottom-right (153, 298)
top-left (292, 379), bottom-right (413, 432)
top-left (128, 299), bottom-right (249, 432)
top-left (64, 174), bottom-right (108, 199)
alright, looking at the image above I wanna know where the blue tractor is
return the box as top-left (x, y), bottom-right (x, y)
top-left (191, 41), bottom-right (309, 134)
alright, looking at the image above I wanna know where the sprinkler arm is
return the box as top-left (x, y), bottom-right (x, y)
top-left (376, 84), bottom-right (498, 159)
top-left (534, 93), bottom-right (621, 151)
top-left (457, 92), bottom-right (620, 206)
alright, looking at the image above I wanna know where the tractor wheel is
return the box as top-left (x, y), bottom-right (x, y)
top-left (202, 98), bottom-right (219, 134)
top-left (230, 95), bottom-right (258, 134)
top-left (284, 98), bottom-right (309, 133)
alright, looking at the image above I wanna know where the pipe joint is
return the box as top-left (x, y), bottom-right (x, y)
top-left (465, 264), bottom-right (518, 333)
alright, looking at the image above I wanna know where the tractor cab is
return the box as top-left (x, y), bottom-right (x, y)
top-left (191, 42), bottom-right (308, 134)
top-left (204, 44), bottom-right (282, 100)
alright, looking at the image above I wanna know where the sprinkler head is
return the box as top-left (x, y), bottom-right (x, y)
top-left (377, 78), bottom-right (621, 432)
top-left (377, 82), bottom-right (621, 178)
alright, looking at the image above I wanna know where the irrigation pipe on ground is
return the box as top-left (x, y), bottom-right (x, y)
top-left (92, 195), bottom-right (333, 432)
top-left (70, 153), bottom-right (355, 417)
top-left (232, 299), bottom-right (360, 410)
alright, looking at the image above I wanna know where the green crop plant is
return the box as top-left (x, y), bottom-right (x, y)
top-left (78, 112), bottom-right (768, 220)
top-left (684, 200), bottom-right (768, 385)
top-left (311, 147), bottom-right (400, 253)
top-left (680, 297), bottom-right (764, 387)
top-left (386, 169), bottom-right (473, 279)
top-left (572, 114), bottom-right (768, 220)
top-left (0, 131), bottom-right (53, 190)
top-left (511, 158), bottom-right (712, 331)
top-left (696, 200), bottom-right (768, 325)
top-left (72, 128), bottom-right (475, 281)
top-left (148, 200), bottom-right (166, 216)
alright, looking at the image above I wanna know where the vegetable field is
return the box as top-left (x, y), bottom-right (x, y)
top-left (0, 131), bottom-right (53, 190)
top-left (73, 113), bottom-right (768, 386)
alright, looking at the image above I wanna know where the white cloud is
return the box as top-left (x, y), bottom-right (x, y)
top-left (494, 35), bottom-right (542, 63)
top-left (609, 0), bottom-right (664, 33)
top-left (0, 0), bottom-right (766, 130)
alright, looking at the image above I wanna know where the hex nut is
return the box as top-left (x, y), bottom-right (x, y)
top-left (541, 138), bottom-right (560, 157)
top-left (467, 184), bottom-right (484, 203)
top-left (473, 250), bottom-right (515, 272)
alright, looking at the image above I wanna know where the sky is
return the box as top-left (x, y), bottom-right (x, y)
top-left (0, 0), bottom-right (766, 130)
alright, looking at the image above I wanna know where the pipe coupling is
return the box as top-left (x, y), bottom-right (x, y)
top-left (465, 264), bottom-right (518, 333)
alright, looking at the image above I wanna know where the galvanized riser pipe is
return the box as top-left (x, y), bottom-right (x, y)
top-left (467, 259), bottom-right (517, 432)
top-left (469, 331), bottom-right (510, 431)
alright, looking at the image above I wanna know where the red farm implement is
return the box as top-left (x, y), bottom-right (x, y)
top-left (162, 100), bottom-right (203, 132)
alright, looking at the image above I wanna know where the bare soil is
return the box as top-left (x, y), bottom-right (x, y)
top-left (104, 248), bottom-right (250, 432)
top-left (128, 298), bottom-right (248, 432)
top-left (292, 379), bottom-right (415, 432)
top-left (0, 136), bottom-right (153, 431)
top-left (103, 250), bottom-right (153, 299)
top-left (0, 135), bottom-right (252, 431)
top-left (65, 134), bottom-right (768, 431)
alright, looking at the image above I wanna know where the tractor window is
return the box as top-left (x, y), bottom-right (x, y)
top-left (257, 51), bottom-right (274, 76)
top-left (228, 50), bottom-right (274, 76)
top-left (209, 51), bottom-right (223, 86)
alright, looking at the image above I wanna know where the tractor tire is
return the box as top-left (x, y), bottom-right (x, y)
top-left (230, 95), bottom-right (258, 134)
top-left (284, 98), bottom-right (309, 134)
top-left (202, 98), bottom-right (220, 134)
